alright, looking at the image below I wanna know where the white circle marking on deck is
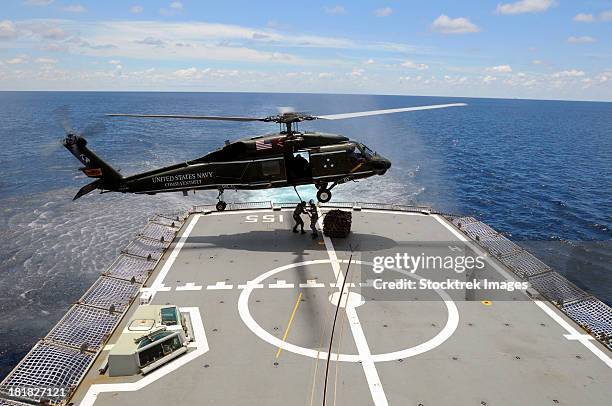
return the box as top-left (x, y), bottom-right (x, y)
top-left (238, 260), bottom-right (459, 362)
top-left (329, 291), bottom-right (365, 308)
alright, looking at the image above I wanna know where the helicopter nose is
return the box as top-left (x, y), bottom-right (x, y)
top-left (372, 157), bottom-right (391, 174)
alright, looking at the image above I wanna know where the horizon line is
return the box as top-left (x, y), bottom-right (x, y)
top-left (0, 89), bottom-right (610, 104)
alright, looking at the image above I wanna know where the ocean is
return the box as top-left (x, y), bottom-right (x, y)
top-left (0, 91), bottom-right (610, 379)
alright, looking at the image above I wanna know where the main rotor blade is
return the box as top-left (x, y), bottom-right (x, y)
top-left (106, 113), bottom-right (268, 122)
top-left (315, 103), bottom-right (467, 120)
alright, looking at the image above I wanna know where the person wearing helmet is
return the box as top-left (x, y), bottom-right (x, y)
top-left (308, 200), bottom-right (319, 239)
top-left (292, 201), bottom-right (307, 234)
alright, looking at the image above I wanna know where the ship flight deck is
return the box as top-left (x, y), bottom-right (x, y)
top-left (1, 203), bottom-right (611, 406)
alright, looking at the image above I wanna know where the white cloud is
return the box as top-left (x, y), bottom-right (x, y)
top-left (349, 68), bottom-right (364, 77)
top-left (64, 19), bottom-right (409, 62)
top-left (286, 71), bottom-right (313, 78)
top-left (130, 5), bottom-right (144, 14)
top-left (324, 5), bottom-right (346, 15)
top-left (11, 21), bottom-right (70, 40)
top-left (600, 11), bottom-right (612, 21)
top-left (552, 69), bottom-right (585, 78)
top-left (488, 64), bottom-right (513, 73)
top-left (318, 72), bottom-right (334, 78)
top-left (24, 0), bottom-right (54, 5)
top-left (483, 75), bottom-right (497, 83)
top-left (432, 15), bottom-right (480, 34)
top-left (573, 13), bottom-right (594, 23)
top-left (35, 57), bottom-right (57, 64)
top-left (595, 71), bottom-right (610, 83)
top-left (0, 20), bottom-right (18, 39)
top-left (108, 60), bottom-right (121, 65)
top-left (43, 27), bottom-right (67, 40)
top-left (374, 7), bottom-right (393, 17)
top-left (6, 56), bottom-right (27, 65)
top-left (64, 4), bottom-right (86, 13)
top-left (135, 36), bottom-right (165, 46)
top-left (365, 58), bottom-right (375, 65)
top-left (43, 42), bottom-right (68, 52)
top-left (567, 36), bottom-right (595, 44)
top-left (496, 0), bottom-right (556, 15)
top-left (401, 60), bottom-right (429, 70)
top-left (173, 67), bottom-right (202, 79)
top-left (160, 2), bottom-right (183, 16)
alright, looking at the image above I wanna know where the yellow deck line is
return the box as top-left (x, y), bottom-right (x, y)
top-left (275, 291), bottom-right (303, 359)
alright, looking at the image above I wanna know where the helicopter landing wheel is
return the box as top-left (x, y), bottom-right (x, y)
top-left (216, 201), bottom-right (227, 211)
top-left (315, 182), bottom-right (328, 190)
top-left (316, 189), bottom-right (332, 203)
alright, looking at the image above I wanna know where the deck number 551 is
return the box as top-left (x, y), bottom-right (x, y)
top-left (245, 214), bottom-right (283, 223)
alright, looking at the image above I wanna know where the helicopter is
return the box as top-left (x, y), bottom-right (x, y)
top-left (63, 103), bottom-right (466, 211)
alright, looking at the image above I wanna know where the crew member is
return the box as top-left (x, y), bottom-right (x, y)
top-left (292, 201), bottom-right (307, 234)
top-left (293, 154), bottom-right (309, 178)
top-left (308, 200), bottom-right (319, 239)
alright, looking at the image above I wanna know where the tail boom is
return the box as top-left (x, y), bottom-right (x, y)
top-left (63, 135), bottom-right (123, 199)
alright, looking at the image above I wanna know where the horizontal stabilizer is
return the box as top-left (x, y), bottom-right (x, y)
top-left (73, 179), bottom-right (101, 200)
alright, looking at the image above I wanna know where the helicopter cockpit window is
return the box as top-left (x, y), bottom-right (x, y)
top-left (351, 145), bottom-right (364, 159)
top-left (358, 144), bottom-right (375, 158)
top-left (353, 144), bottom-right (371, 159)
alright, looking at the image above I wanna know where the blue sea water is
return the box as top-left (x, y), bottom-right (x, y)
top-left (0, 92), bottom-right (610, 379)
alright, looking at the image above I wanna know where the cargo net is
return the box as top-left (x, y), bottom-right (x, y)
top-left (46, 305), bottom-right (120, 352)
top-left (80, 277), bottom-right (139, 312)
top-left (139, 223), bottom-right (177, 244)
top-left (477, 235), bottom-right (522, 258)
top-left (158, 210), bottom-right (188, 221)
top-left (123, 237), bottom-right (166, 260)
top-left (0, 398), bottom-right (32, 406)
top-left (450, 216), bottom-right (478, 228)
top-left (149, 214), bottom-right (181, 228)
top-left (323, 209), bottom-right (352, 238)
top-left (562, 298), bottom-right (612, 348)
top-left (500, 250), bottom-right (551, 279)
top-left (461, 221), bottom-right (498, 240)
top-left (0, 342), bottom-right (93, 403)
top-left (104, 254), bottom-right (154, 284)
top-left (528, 272), bottom-right (590, 305)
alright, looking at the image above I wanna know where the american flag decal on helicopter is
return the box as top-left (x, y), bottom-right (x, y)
top-left (255, 137), bottom-right (284, 150)
top-left (255, 139), bottom-right (272, 150)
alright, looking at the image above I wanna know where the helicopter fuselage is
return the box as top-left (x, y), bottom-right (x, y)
top-left (123, 132), bottom-right (390, 193)
top-left (64, 131), bottom-right (391, 204)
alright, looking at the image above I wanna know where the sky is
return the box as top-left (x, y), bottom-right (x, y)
top-left (0, 0), bottom-right (611, 101)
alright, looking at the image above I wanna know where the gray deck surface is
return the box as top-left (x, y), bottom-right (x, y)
top-left (71, 209), bottom-right (611, 406)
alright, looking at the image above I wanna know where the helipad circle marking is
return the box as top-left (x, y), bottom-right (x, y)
top-left (329, 291), bottom-right (365, 308)
top-left (238, 259), bottom-right (459, 362)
